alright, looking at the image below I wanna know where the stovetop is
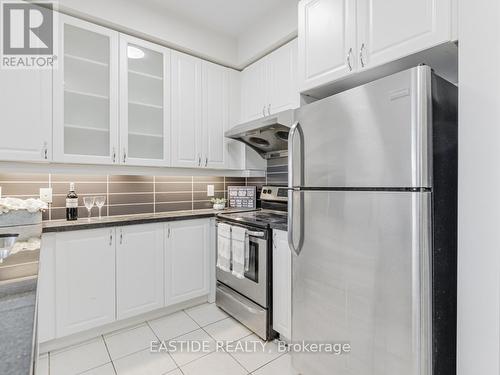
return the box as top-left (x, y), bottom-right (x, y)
top-left (217, 209), bottom-right (287, 229)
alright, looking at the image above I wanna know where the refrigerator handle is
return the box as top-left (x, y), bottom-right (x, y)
top-left (288, 121), bottom-right (304, 256)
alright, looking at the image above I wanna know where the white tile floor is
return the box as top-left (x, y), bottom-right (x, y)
top-left (36, 303), bottom-right (297, 375)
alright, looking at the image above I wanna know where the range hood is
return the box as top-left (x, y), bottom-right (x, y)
top-left (224, 109), bottom-right (295, 159)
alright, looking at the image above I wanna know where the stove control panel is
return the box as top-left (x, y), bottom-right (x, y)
top-left (261, 186), bottom-right (288, 202)
top-left (227, 186), bottom-right (257, 208)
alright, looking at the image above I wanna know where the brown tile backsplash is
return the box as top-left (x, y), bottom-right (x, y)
top-left (0, 174), bottom-right (252, 220)
top-left (156, 201), bottom-right (193, 213)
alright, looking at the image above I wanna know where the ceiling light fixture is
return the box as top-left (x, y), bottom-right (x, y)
top-left (127, 46), bottom-right (145, 59)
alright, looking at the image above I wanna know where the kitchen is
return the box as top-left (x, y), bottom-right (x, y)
top-left (0, 1), bottom-right (496, 375)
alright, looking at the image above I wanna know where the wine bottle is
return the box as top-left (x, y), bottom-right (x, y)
top-left (66, 182), bottom-right (78, 221)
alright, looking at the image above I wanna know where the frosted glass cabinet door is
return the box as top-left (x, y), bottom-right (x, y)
top-left (119, 35), bottom-right (171, 166)
top-left (53, 14), bottom-right (119, 164)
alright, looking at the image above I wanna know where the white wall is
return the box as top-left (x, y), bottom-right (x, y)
top-left (237, 1), bottom-right (298, 67)
top-left (457, 1), bottom-right (500, 374)
top-left (57, 0), bottom-right (238, 67)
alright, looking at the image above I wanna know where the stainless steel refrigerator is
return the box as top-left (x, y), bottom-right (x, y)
top-left (287, 65), bottom-right (457, 375)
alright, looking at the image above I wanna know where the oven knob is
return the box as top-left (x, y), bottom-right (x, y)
top-left (262, 189), bottom-right (267, 194)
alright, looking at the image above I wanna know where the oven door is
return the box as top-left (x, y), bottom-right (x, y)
top-left (216, 222), bottom-right (269, 308)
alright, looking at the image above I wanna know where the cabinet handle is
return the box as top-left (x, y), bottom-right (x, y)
top-left (205, 156), bottom-right (208, 167)
top-left (109, 230), bottom-right (113, 246)
top-left (267, 104), bottom-right (271, 116)
top-left (112, 147), bottom-right (116, 163)
top-left (198, 154), bottom-right (201, 167)
top-left (347, 48), bottom-right (353, 72)
top-left (122, 148), bottom-right (127, 163)
top-left (360, 43), bottom-right (366, 68)
top-left (167, 227), bottom-right (171, 238)
top-left (262, 106), bottom-right (266, 117)
top-left (120, 229), bottom-right (123, 244)
top-left (42, 142), bottom-right (48, 160)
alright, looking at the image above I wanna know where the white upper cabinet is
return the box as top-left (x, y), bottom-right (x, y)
top-left (172, 53), bottom-right (243, 170)
top-left (54, 228), bottom-right (116, 337)
top-left (165, 219), bottom-right (211, 305)
top-left (298, 0), bottom-right (356, 92)
top-left (268, 39), bottom-right (299, 115)
top-left (202, 61), bottom-right (229, 169)
top-left (241, 59), bottom-right (266, 122)
top-left (116, 224), bottom-right (164, 320)
top-left (171, 51), bottom-right (203, 168)
top-left (0, 68), bottom-right (52, 162)
top-left (53, 14), bottom-right (119, 164)
top-left (299, 0), bottom-right (454, 91)
top-left (119, 35), bottom-right (171, 166)
top-left (241, 39), bottom-right (299, 123)
top-left (357, 0), bottom-right (452, 70)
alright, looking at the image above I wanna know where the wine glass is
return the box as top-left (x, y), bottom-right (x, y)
top-left (95, 196), bottom-right (106, 219)
top-left (83, 196), bottom-right (95, 221)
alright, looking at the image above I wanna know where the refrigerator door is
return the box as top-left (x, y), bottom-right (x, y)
top-left (290, 66), bottom-right (433, 189)
top-left (291, 190), bottom-right (431, 375)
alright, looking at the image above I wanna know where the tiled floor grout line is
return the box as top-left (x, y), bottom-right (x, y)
top-left (101, 334), bottom-right (118, 375)
top-left (47, 304), bottom-right (278, 375)
top-left (248, 351), bottom-right (288, 374)
top-left (145, 313), bottom-right (207, 370)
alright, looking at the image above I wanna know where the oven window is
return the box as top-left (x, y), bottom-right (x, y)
top-left (244, 239), bottom-right (259, 282)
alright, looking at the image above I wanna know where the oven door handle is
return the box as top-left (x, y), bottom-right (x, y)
top-left (244, 233), bottom-right (250, 272)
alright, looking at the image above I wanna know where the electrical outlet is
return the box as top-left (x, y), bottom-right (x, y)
top-left (207, 184), bottom-right (214, 197)
top-left (39, 188), bottom-right (53, 204)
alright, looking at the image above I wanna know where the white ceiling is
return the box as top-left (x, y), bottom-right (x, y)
top-left (144, 0), bottom-right (293, 37)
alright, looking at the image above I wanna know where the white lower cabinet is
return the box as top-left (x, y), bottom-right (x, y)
top-left (273, 229), bottom-right (292, 340)
top-left (39, 219), bottom-right (214, 343)
top-left (116, 224), bottom-right (164, 320)
top-left (54, 228), bottom-right (116, 337)
top-left (165, 219), bottom-right (211, 305)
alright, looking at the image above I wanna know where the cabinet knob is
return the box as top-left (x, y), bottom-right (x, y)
top-left (267, 104), bottom-right (271, 116)
top-left (112, 147), bottom-right (116, 163)
top-left (347, 48), bottom-right (353, 72)
top-left (198, 154), bottom-right (201, 167)
top-left (262, 105), bottom-right (266, 117)
top-left (360, 43), bottom-right (366, 68)
top-left (122, 148), bottom-right (127, 163)
top-left (205, 156), bottom-right (208, 167)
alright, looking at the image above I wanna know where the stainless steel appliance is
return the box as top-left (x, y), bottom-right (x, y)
top-left (288, 66), bottom-right (457, 375)
top-left (224, 109), bottom-right (295, 159)
top-left (216, 186), bottom-right (288, 340)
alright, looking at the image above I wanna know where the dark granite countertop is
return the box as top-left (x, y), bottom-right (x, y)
top-left (0, 222), bottom-right (41, 375)
top-left (42, 208), bottom-right (257, 233)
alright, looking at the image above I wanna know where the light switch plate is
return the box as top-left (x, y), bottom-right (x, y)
top-left (207, 185), bottom-right (214, 197)
top-left (39, 188), bottom-right (53, 203)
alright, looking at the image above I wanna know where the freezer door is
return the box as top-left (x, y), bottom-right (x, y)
top-left (291, 66), bottom-right (432, 188)
top-left (291, 191), bottom-right (431, 375)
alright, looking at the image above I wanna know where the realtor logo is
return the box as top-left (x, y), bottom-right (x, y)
top-left (1, 0), bottom-right (57, 68)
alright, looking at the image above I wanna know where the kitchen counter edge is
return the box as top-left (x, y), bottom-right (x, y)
top-left (42, 208), bottom-right (257, 233)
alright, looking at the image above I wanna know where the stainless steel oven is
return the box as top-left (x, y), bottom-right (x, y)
top-left (215, 221), bottom-right (273, 340)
